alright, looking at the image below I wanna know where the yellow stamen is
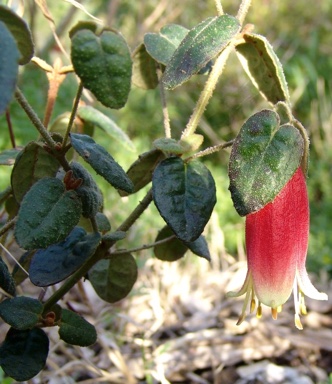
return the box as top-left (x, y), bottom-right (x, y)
top-left (250, 298), bottom-right (256, 313)
top-left (271, 307), bottom-right (278, 320)
top-left (294, 314), bottom-right (303, 330)
top-left (256, 303), bottom-right (262, 318)
top-left (299, 292), bottom-right (307, 315)
top-left (277, 305), bottom-right (282, 313)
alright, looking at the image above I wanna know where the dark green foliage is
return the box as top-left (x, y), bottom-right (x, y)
top-left (29, 227), bottom-right (101, 286)
top-left (89, 254), bottom-right (138, 303)
top-left (70, 133), bottom-right (134, 193)
top-left (59, 309), bottom-right (97, 346)
top-left (70, 23), bottom-right (132, 109)
top-left (0, 258), bottom-right (16, 296)
top-left (152, 157), bottom-right (216, 242)
top-left (0, 327), bottom-right (49, 381)
top-left (14, 178), bottom-right (82, 250)
top-left (228, 109), bottom-right (304, 216)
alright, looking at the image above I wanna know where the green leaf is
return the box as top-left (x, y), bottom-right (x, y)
top-left (89, 253), bottom-right (137, 303)
top-left (0, 5), bottom-right (34, 65)
top-left (77, 106), bottom-right (135, 152)
top-left (132, 43), bottom-right (159, 90)
top-left (119, 148), bottom-right (165, 197)
top-left (0, 21), bottom-right (19, 114)
top-left (70, 133), bottom-right (134, 193)
top-left (59, 309), bottom-right (97, 346)
top-left (0, 149), bottom-right (20, 165)
top-left (15, 177), bottom-right (82, 250)
top-left (153, 157), bottom-right (216, 242)
top-left (95, 212), bottom-right (111, 233)
top-left (236, 33), bottom-right (290, 105)
top-left (154, 226), bottom-right (187, 261)
top-left (70, 24), bottom-right (132, 109)
top-left (0, 258), bottom-right (16, 296)
top-left (29, 227), bottom-right (101, 287)
top-left (0, 297), bottom-right (42, 330)
top-left (11, 141), bottom-right (60, 203)
top-left (162, 15), bottom-right (240, 89)
top-left (0, 327), bottom-right (49, 381)
top-left (229, 109), bottom-right (304, 216)
top-left (102, 231), bottom-right (126, 243)
top-left (154, 226), bottom-right (211, 261)
top-left (12, 250), bottom-right (34, 286)
top-left (144, 24), bottom-right (189, 66)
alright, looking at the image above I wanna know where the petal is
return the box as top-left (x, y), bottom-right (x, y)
top-left (296, 268), bottom-right (328, 301)
top-left (246, 168), bottom-right (308, 308)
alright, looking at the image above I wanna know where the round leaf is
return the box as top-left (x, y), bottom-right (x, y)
top-left (152, 157), bottom-right (216, 242)
top-left (228, 109), bottom-right (304, 216)
top-left (119, 149), bottom-right (165, 197)
top-left (14, 178), bottom-right (82, 250)
top-left (29, 227), bottom-right (101, 286)
top-left (59, 309), bottom-right (97, 346)
top-left (0, 5), bottom-right (34, 65)
top-left (89, 253), bottom-right (137, 303)
top-left (0, 327), bottom-right (49, 381)
top-left (0, 297), bottom-right (42, 330)
top-left (11, 141), bottom-right (60, 203)
top-left (70, 25), bottom-right (132, 109)
top-left (132, 43), bottom-right (159, 90)
top-left (154, 226), bottom-right (187, 261)
top-left (77, 106), bottom-right (135, 152)
top-left (162, 15), bottom-right (240, 90)
top-left (144, 24), bottom-right (189, 66)
top-left (236, 33), bottom-right (290, 105)
top-left (0, 21), bottom-right (19, 114)
top-left (70, 133), bottom-right (134, 193)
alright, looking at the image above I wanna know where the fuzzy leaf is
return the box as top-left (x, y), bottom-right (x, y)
top-left (162, 15), bottom-right (240, 89)
top-left (11, 141), bottom-right (60, 203)
top-left (236, 33), bottom-right (290, 105)
top-left (0, 258), bottom-right (16, 296)
top-left (229, 109), bottom-right (304, 216)
top-left (0, 5), bottom-right (34, 64)
top-left (154, 226), bottom-right (187, 261)
top-left (15, 178), bottom-right (82, 250)
top-left (0, 297), bottom-right (42, 330)
top-left (0, 327), bottom-right (49, 381)
top-left (29, 227), bottom-right (101, 286)
top-left (70, 133), bottom-right (134, 193)
top-left (144, 24), bottom-right (189, 65)
top-left (59, 309), bottom-right (97, 346)
top-left (132, 43), bottom-right (159, 89)
top-left (153, 157), bottom-right (216, 242)
top-left (89, 253), bottom-right (137, 303)
top-left (70, 23), bottom-right (132, 109)
top-left (0, 21), bottom-right (19, 114)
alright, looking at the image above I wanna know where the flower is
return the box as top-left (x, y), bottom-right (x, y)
top-left (227, 167), bottom-right (328, 329)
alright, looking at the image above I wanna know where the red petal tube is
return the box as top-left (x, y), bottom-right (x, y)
top-left (227, 167), bottom-right (327, 329)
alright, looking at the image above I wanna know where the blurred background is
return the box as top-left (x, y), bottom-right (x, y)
top-left (0, 0), bottom-right (332, 383)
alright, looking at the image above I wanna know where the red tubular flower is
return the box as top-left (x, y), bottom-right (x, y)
top-left (227, 167), bottom-right (327, 329)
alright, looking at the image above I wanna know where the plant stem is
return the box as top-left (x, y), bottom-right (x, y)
top-left (0, 217), bottom-right (17, 238)
top-left (15, 88), bottom-right (57, 150)
top-left (110, 235), bottom-right (175, 256)
top-left (185, 139), bottom-right (234, 161)
top-left (214, 0), bottom-right (224, 15)
top-left (236, 0), bottom-right (252, 25)
top-left (5, 110), bottom-right (16, 148)
top-left (181, 42), bottom-right (235, 140)
top-left (63, 82), bottom-right (84, 147)
top-left (157, 66), bottom-right (171, 139)
top-left (43, 188), bottom-right (154, 311)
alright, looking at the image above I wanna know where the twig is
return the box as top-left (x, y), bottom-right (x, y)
top-left (5, 110), bottom-right (16, 148)
top-left (0, 217), bottom-right (17, 238)
top-left (214, 0), bottom-right (224, 16)
top-left (236, 0), bottom-right (252, 25)
top-left (110, 235), bottom-right (175, 256)
top-left (15, 87), bottom-right (57, 150)
top-left (181, 42), bottom-right (236, 140)
top-left (157, 66), bottom-right (171, 138)
top-left (63, 82), bottom-right (84, 147)
top-left (185, 140), bottom-right (234, 161)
